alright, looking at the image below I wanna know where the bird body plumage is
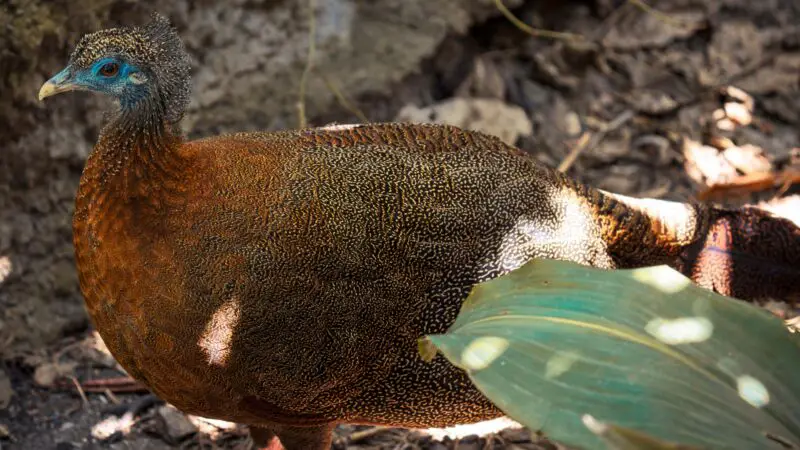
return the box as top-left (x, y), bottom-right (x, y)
top-left (76, 122), bottom-right (608, 427)
top-left (41, 13), bottom-right (800, 450)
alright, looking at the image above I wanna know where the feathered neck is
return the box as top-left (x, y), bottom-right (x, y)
top-left (85, 98), bottom-right (186, 196)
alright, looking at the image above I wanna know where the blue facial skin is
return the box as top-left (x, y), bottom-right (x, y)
top-left (61, 57), bottom-right (150, 110)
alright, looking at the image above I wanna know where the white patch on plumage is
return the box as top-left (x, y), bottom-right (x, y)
top-left (319, 123), bottom-right (362, 131)
top-left (198, 296), bottom-right (241, 366)
top-left (481, 187), bottom-right (615, 281)
top-left (491, 187), bottom-right (613, 275)
top-left (599, 190), bottom-right (698, 242)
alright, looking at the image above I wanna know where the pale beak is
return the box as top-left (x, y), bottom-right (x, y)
top-left (38, 68), bottom-right (78, 101)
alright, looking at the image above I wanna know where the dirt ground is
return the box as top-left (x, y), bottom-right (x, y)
top-left (2, 0), bottom-right (800, 448)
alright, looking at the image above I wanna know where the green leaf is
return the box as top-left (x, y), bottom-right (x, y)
top-left (582, 415), bottom-right (704, 450)
top-left (424, 259), bottom-right (800, 450)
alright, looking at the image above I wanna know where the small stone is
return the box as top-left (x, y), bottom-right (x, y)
top-left (157, 405), bottom-right (197, 441)
top-left (629, 90), bottom-right (678, 114)
top-left (91, 415), bottom-right (131, 442)
top-left (563, 111), bottom-right (582, 137)
top-left (724, 101), bottom-right (752, 126)
top-left (453, 435), bottom-right (482, 450)
top-left (395, 98), bottom-right (533, 146)
top-left (0, 256), bottom-right (11, 285)
top-left (33, 362), bottom-right (76, 388)
top-left (33, 364), bottom-right (58, 388)
top-left (715, 118), bottom-right (736, 131)
top-left (725, 86), bottom-right (754, 109)
top-left (498, 427), bottom-right (532, 443)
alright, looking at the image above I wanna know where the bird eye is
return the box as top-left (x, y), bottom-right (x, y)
top-left (99, 62), bottom-right (119, 77)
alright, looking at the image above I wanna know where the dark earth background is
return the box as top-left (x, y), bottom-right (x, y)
top-left (1, 0), bottom-right (799, 448)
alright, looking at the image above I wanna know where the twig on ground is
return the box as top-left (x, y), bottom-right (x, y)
top-left (348, 426), bottom-right (390, 443)
top-left (591, 1), bottom-right (632, 42)
top-left (77, 375), bottom-right (148, 393)
top-left (321, 74), bottom-right (370, 123)
top-left (493, 0), bottom-right (585, 42)
top-left (627, 0), bottom-right (687, 27)
top-left (558, 110), bottom-right (635, 172)
top-left (496, 0), bottom-right (688, 46)
top-left (558, 132), bottom-right (591, 173)
top-left (70, 376), bottom-right (90, 410)
top-left (52, 339), bottom-right (81, 364)
top-left (104, 388), bottom-right (120, 405)
top-left (297, 0), bottom-right (318, 129)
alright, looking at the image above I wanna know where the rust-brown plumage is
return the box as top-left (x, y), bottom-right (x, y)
top-left (40, 14), bottom-right (800, 450)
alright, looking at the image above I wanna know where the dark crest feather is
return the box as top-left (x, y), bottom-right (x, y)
top-left (69, 12), bottom-right (191, 123)
top-left (140, 12), bottom-right (192, 123)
